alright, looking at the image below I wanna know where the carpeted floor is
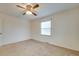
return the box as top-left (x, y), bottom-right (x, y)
top-left (0, 39), bottom-right (79, 56)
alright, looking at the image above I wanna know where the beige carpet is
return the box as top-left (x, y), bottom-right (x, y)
top-left (0, 39), bottom-right (79, 56)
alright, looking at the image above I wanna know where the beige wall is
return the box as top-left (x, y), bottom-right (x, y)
top-left (0, 13), bottom-right (31, 46)
top-left (31, 7), bottom-right (79, 51)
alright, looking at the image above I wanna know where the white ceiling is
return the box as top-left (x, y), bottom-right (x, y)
top-left (0, 3), bottom-right (79, 20)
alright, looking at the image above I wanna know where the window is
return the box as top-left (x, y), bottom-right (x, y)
top-left (40, 20), bottom-right (51, 36)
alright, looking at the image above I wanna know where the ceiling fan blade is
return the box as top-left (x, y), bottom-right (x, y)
top-left (16, 5), bottom-right (25, 9)
top-left (32, 12), bottom-right (37, 16)
top-left (22, 12), bottom-right (26, 15)
top-left (33, 4), bottom-right (39, 9)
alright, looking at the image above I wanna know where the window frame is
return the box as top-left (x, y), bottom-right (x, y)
top-left (40, 17), bottom-right (52, 36)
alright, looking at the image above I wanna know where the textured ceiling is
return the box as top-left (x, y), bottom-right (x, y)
top-left (0, 3), bottom-right (79, 20)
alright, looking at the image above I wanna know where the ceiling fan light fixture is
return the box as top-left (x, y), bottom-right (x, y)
top-left (26, 11), bottom-right (32, 15)
top-left (16, 3), bottom-right (39, 16)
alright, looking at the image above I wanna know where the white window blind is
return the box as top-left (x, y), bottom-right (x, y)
top-left (40, 20), bottom-right (51, 35)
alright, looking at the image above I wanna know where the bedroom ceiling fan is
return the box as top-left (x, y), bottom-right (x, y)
top-left (16, 3), bottom-right (39, 16)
